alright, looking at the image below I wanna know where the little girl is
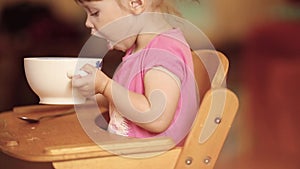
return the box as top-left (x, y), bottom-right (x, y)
top-left (72, 0), bottom-right (200, 145)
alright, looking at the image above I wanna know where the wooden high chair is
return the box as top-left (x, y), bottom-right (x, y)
top-left (0, 50), bottom-right (238, 169)
top-left (52, 50), bottom-right (239, 169)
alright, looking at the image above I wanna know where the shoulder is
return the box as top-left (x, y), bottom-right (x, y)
top-left (149, 28), bottom-right (190, 51)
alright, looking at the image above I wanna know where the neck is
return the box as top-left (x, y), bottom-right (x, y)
top-left (132, 13), bottom-right (173, 53)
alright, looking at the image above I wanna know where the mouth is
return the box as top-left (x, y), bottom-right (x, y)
top-left (91, 30), bottom-right (103, 38)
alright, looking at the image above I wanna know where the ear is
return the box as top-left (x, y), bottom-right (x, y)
top-left (129, 0), bottom-right (146, 15)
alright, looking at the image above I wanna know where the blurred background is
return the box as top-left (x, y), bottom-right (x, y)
top-left (0, 0), bottom-right (299, 168)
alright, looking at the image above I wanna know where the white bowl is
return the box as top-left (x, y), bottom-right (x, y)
top-left (24, 57), bottom-right (102, 105)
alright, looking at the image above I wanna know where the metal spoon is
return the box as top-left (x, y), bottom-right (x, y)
top-left (18, 108), bottom-right (75, 123)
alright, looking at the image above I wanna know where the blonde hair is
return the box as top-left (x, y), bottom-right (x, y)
top-left (148, 0), bottom-right (181, 16)
top-left (76, 0), bottom-right (200, 16)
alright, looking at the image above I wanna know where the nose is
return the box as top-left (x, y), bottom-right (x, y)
top-left (85, 16), bottom-right (94, 29)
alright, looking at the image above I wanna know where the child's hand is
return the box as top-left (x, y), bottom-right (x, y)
top-left (71, 64), bottom-right (110, 97)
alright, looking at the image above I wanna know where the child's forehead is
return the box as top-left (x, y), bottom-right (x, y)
top-left (77, 0), bottom-right (101, 2)
top-left (76, 0), bottom-right (104, 5)
top-left (77, 0), bottom-right (103, 8)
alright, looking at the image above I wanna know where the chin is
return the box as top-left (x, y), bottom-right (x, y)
top-left (113, 45), bottom-right (127, 52)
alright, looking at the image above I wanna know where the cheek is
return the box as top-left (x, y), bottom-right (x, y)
top-left (91, 19), bottom-right (104, 30)
top-left (98, 19), bottom-right (138, 42)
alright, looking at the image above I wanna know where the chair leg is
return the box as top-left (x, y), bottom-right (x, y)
top-left (174, 88), bottom-right (239, 169)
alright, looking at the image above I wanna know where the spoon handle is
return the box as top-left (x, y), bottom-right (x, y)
top-left (39, 108), bottom-right (75, 120)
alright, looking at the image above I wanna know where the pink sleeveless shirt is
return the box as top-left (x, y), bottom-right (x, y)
top-left (107, 28), bottom-right (199, 145)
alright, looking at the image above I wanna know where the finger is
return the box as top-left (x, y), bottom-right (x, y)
top-left (79, 84), bottom-right (91, 92)
top-left (80, 64), bottom-right (96, 74)
top-left (72, 77), bottom-right (88, 88)
top-left (67, 71), bottom-right (74, 79)
top-left (78, 87), bottom-right (94, 97)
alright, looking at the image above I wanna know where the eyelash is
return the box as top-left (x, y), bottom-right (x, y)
top-left (90, 11), bottom-right (99, 17)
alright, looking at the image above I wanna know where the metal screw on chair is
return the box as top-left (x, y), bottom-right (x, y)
top-left (203, 156), bottom-right (211, 165)
top-left (214, 117), bottom-right (222, 124)
top-left (185, 157), bottom-right (193, 165)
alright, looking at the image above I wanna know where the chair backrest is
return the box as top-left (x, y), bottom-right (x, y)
top-left (174, 50), bottom-right (238, 169)
top-left (192, 50), bottom-right (229, 102)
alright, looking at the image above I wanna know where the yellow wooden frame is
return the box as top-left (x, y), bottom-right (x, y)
top-left (53, 50), bottom-right (239, 169)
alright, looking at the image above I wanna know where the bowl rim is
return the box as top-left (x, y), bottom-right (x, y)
top-left (24, 57), bottom-right (102, 61)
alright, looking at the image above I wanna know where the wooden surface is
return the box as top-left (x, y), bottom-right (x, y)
top-left (53, 148), bottom-right (182, 169)
top-left (0, 104), bottom-right (175, 163)
top-left (174, 88), bottom-right (239, 169)
top-left (51, 88), bottom-right (239, 169)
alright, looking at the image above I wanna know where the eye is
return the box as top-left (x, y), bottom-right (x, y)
top-left (90, 11), bottom-right (100, 17)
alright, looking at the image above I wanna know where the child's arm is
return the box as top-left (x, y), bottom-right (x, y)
top-left (137, 68), bottom-right (180, 133)
top-left (72, 64), bottom-right (180, 133)
top-left (102, 68), bottom-right (180, 133)
top-left (95, 94), bottom-right (109, 113)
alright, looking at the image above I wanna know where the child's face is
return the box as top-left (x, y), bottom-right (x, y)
top-left (79, 0), bottom-right (139, 52)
